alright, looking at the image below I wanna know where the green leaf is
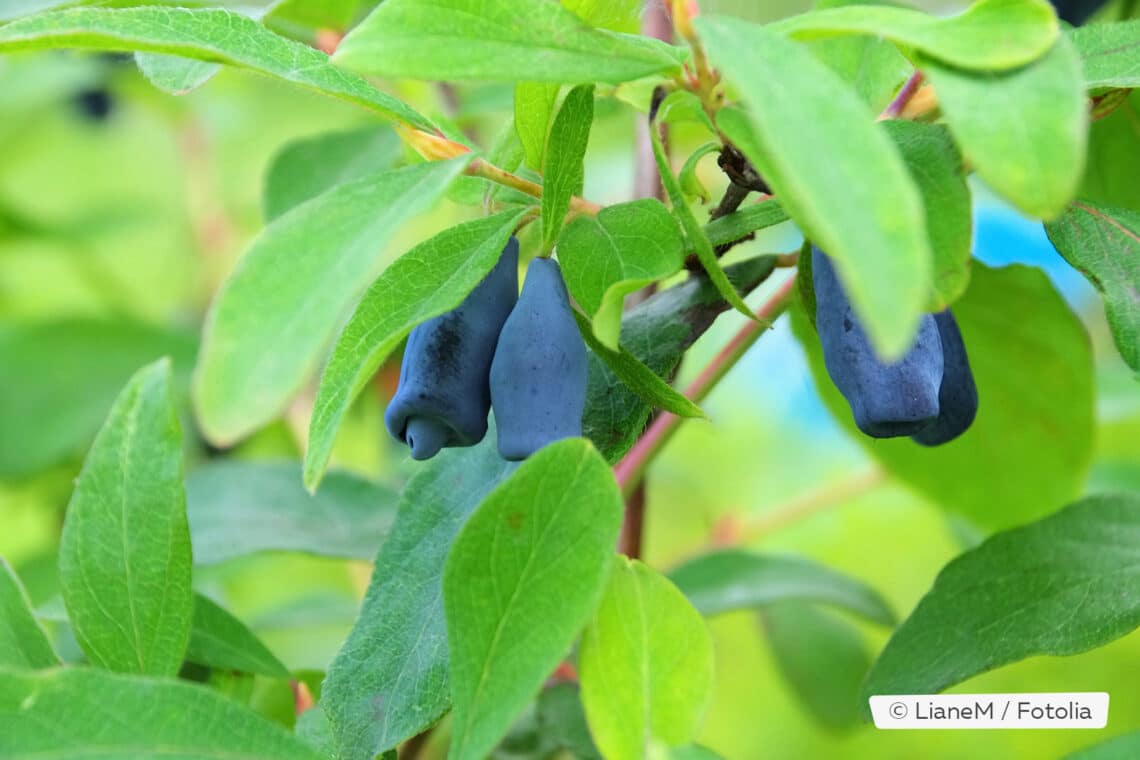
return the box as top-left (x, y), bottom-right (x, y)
top-left (536, 683), bottom-right (602, 760)
top-left (302, 205), bottom-right (525, 491)
top-left (323, 436), bottom-right (518, 760)
top-left (263, 127), bottom-right (403, 222)
top-left (573, 310), bottom-right (705, 420)
top-left (559, 199), bottom-right (685, 348)
top-left (59, 359), bottom-right (192, 677)
top-left (187, 460), bottom-right (398, 565)
top-left (295, 707), bottom-right (337, 759)
top-left (760, 603), bottom-right (870, 732)
top-left (266, 0), bottom-right (360, 30)
top-left (668, 549), bottom-right (895, 626)
top-left (649, 115), bottom-right (754, 320)
top-left (1070, 20), bottom-right (1140, 89)
top-left (542, 85), bottom-right (593, 252)
top-left (0, 318), bottom-right (196, 480)
top-left (186, 594), bottom-right (290, 678)
top-left (584, 256), bottom-right (778, 462)
top-left (920, 36), bottom-right (1087, 220)
top-left (333, 0), bottom-right (683, 84)
top-left (0, 7), bottom-right (433, 129)
top-left (0, 666), bottom-right (324, 759)
top-left (771, 0), bottom-right (1058, 71)
top-left (703, 200), bottom-right (790, 249)
top-left (678, 143), bottom-right (720, 204)
top-left (863, 492), bottom-right (1140, 699)
top-left (135, 53), bottom-right (220, 95)
top-left (0, 559), bottom-right (58, 669)
top-left (562, 0), bottom-right (642, 32)
top-left (514, 83), bottom-right (560, 172)
top-left (1065, 732), bottom-right (1140, 760)
top-left (195, 157), bottom-right (471, 447)
top-left (445, 439), bottom-right (623, 760)
top-left (579, 557), bottom-right (714, 760)
top-left (699, 16), bottom-right (931, 359)
top-left (1044, 200), bottom-right (1140, 373)
top-left (792, 263), bottom-right (1094, 531)
top-left (1080, 91), bottom-right (1140, 212)
top-left (882, 120), bottom-right (972, 308)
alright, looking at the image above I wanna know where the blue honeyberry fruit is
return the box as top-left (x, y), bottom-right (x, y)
top-left (1049, 0), bottom-right (1109, 26)
top-left (911, 309), bottom-right (978, 447)
top-left (812, 246), bottom-right (944, 438)
top-left (489, 256), bottom-right (588, 461)
top-left (73, 88), bottom-right (113, 121)
top-left (383, 237), bottom-right (520, 460)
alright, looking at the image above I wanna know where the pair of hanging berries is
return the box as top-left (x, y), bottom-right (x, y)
top-left (812, 246), bottom-right (978, 445)
top-left (383, 237), bottom-right (588, 461)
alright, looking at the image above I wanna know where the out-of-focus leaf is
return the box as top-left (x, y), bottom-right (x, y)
top-left (772, 0), bottom-right (1058, 71)
top-left (668, 549), bottom-right (895, 626)
top-left (699, 16), bottom-right (931, 359)
top-left (194, 157), bottom-right (470, 447)
top-left (1065, 731), bottom-right (1140, 760)
top-left (0, 7), bottom-right (434, 128)
top-left (920, 36), bottom-right (1087, 220)
top-left (186, 460), bottom-right (398, 565)
top-left (303, 205), bottom-right (524, 490)
top-left (0, 318), bottom-right (196, 480)
top-left (579, 557), bottom-right (714, 760)
top-left (135, 53), bottom-right (219, 94)
top-left (514, 82), bottom-right (559, 172)
top-left (805, 0), bottom-right (911, 112)
top-left (536, 683), bottom-right (602, 760)
top-left (761, 603), bottom-right (870, 732)
top-left (59, 359), bottom-right (192, 676)
top-left (562, 0), bottom-right (641, 32)
top-left (0, 667), bottom-right (324, 759)
top-left (333, 0), bottom-right (683, 84)
top-left (1080, 91), bottom-right (1140, 212)
top-left (445, 439), bottom-right (622, 760)
top-left (0, 559), bottom-right (58, 669)
top-left (186, 594), bottom-right (290, 678)
top-left (792, 263), bottom-right (1094, 530)
top-left (863, 493), bottom-right (1140, 699)
top-left (323, 434), bottom-right (517, 760)
top-left (1044, 200), bottom-right (1140, 373)
top-left (263, 126), bottom-right (402, 221)
top-left (559, 198), bottom-right (684, 349)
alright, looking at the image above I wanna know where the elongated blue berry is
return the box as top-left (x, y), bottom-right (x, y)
top-left (490, 257), bottom-right (587, 461)
top-left (384, 237), bottom-right (520, 460)
top-left (812, 246), bottom-right (944, 438)
top-left (912, 309), bottom-right (978, 446)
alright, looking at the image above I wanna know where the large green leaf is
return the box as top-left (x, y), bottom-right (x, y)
top-left (303, 206), bottom-right (525, 490)
top-left (1066, 732), bottom-right (1140, 760)
top-left (771, 0), bottom-right (1058, 71)
top-left (668, 549), bottom-right (895, 626)
top-left (59, 359), bottom-right (192, 676)
top-left (323, 435), bottom-right (517, 760)
top-left (0, 666), bottom-right (324, 759)
top-left (559, 198), bottom-right (685, 349)
top-left (863, 493), bottom-right (1140, 698)
top-left (793, 263), bottom-right (1094, 530)
top-left (761, 603), bottom-right (870, 732)
top-left (699, 16), bottom-right (931, 359)
top-left (195, 157), bottom-right (471, 447)
top-left (584, 256), bottom-right (778, 462)
top-left (1070, 20), bottom-right (1140, 90)
top-left (185, 595), bottom-right (289, 678)
top-left (882, 120), bottom-right (973, 308)
top-left (0, 318), bottom-right (196, 480)
top-left (0, 559), bottom-right (58, 669)
top-left (542, 85), bottom-right (593, 252)
top-left (0, 7), bottom-right (433, 128)
top-left (186, 460), bottom-right (397, 565)
top-left (445, 439), bottom-right (622, 760)
top-left (514, 83), bottom-right (560, 171)
top-left (263, 127), bottom-right (403, 222)
top-left (920, 36), bottom-right (1087, 220)
top-left (333, 0), bottom-right (683, 84)
top-left (579, 557), bottom-right (714, 760)
top-left (1044, 200), bottom-right (1140, 373)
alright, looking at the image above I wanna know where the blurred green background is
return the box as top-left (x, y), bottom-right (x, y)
top-left (1, 1), bottom-right (1138, 758)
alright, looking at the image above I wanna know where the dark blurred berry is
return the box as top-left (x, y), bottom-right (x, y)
top-left (73, 88), bottom-right (114, 122)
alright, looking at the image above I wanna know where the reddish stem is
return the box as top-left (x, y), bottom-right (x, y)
top-left (879, 71), bottom-right (925, 120)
